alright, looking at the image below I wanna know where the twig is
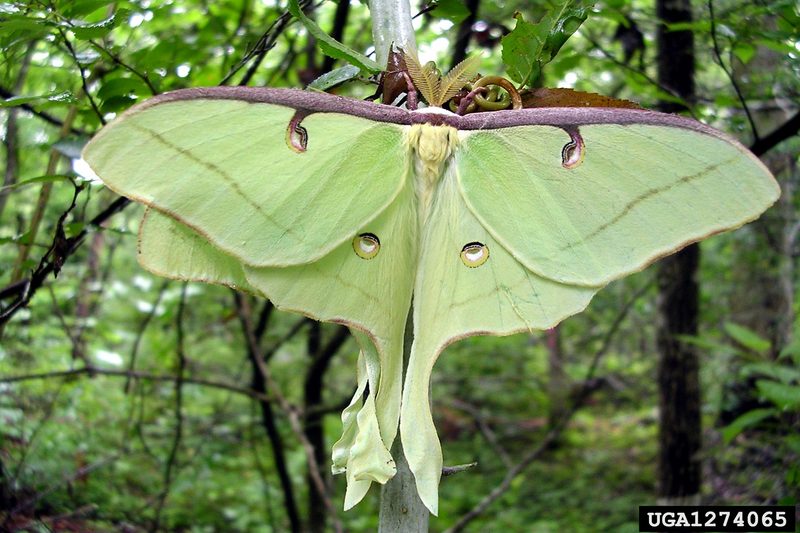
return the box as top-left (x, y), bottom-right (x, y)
top-left (0, 86), bottom-right (85, 135)
top-left (707, 0), bottom-right (759, 142)
top-left (58, 29), bottom-right (105, 125)
top-left (442, 462), bottom-right (478, 477)
top-left (583, 33), bottom-right (696, 118)
top-left (150, 284), bottom-right (188, 532)
top-left (223, 1), bottom-right (311, 86)
top-left (234, 295), bottom-right (344, 533)
top-left (0, 196), bottom-right (130, 326)
top-left (750, 111), bottom-right (800, 157)
top-left (445, 280), bottom-right (654, 532)
top-left (0, 366), bottom-right (272, 402)
top-left (124, 280), bottom-right (170, 392)
top-left (235, 293), bottom-right (302, 532)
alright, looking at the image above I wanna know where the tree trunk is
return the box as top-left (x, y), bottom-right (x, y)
top-left (655, 0), bottom-right (702, 504)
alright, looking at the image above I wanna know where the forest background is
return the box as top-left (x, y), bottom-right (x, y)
top-left (0, 0), bottom-right (798, 531)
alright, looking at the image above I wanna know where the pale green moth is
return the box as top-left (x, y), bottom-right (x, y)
top-left (82, 86), bottom-right (779, 515)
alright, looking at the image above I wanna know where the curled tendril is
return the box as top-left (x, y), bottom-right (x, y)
top-left (472, 76), bottom-right (522, 110)
top-left (449, 75), bottom-right (522, 115)
top-left (474, 86), bottom-right (510, 110)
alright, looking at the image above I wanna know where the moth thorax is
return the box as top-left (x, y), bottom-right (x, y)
top-left (408, 124), bottom-right (459, 185)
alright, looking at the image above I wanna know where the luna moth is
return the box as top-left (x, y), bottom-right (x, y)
top-left (82, 82), bottom-right (779, 515)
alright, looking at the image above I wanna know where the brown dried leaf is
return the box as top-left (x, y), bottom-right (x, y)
top-left (520, 87), bottom-right (641, 109)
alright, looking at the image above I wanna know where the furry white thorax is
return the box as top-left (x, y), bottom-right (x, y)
top-left (406, 123), bottom-right (459, 228)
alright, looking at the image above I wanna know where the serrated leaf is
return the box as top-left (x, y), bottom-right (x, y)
top-left (287, 0), bottom-right (380, 74)
top-left (404, 50), bottom-right (441, 106)
top-left (756, 380), bottom-right (800, 410)
top-left (502, 13), bottom-right (543, 85)
top-left (307, 65), bottom-right (361, 91)
top-left (71, 9), bottom-right (129, 40)
top-left (502, 1), bottom-right (592, 87)
top-left (724, 322), bottom-right (771, 353)
top-left (439, 54), bottom-right (482, 104)
top-left (721, 408), bottom-right (776, 444)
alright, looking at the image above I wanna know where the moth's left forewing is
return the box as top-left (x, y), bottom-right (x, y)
top-left (456, 109), bottom-right (780, 287)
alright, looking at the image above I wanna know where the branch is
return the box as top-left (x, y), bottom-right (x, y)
top-left (445, 280), bottom-right (654, 532)
top-left (234, 293), bottom-right (302, 533)
top-left (234, 295), bottom-right (343, 533)
top-left (750, 111), bottom-right (800, 157)
top-left (0, 196), bottom-right (130, 326)
top-left (58, 29), bottom-right (105, 125)
top-left (124, 280), bottom-right (170, 392)
top-left (0, 86), bottom-right (85, 136)
top-left (0, 366), bottom-right (273, 402)
top-left (707, 0), bottom-right (759, 142)
top-left (224, 1), bottom-right (312, 86)
top-left (150, 284), bottom-right (188, 532)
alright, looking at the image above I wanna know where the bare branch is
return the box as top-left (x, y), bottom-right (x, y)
top-left (0, 196), bottom-right (130, 327)
top-left (446, 279), bottom-right (654, 532)
top-left (707, 0), bottom-right (759, 142)
top-left (0, 367), bottom-right (272, 402)
top-left (234, 294), bottom-right (343, 533)
top-left (150, 284), bottom-right (188, 532)
top-left (750, 111), bottom-right (800, 157)
top-left (0, 86), bottom-right (85, 136)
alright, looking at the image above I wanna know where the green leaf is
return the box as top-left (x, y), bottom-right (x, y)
top-left (501, 1), bottom-right (592, 87)
top-left (756, 380), bottom-right (800, 410)
top-left (502, 13), bottom-right (544, 86)
top-left (732, 42), bottom-right (756, 64)
top-left (675, 334), bottom-right (738, 355)
top-left (71, 9), bottom-right (130, 40)
top-left (724, 322), bottom-right (771, 353)
top-left (740, 362), bottom-right (800, 384)
top-left (64, 222), bottom-right (86, 238)
top-left (97, 77), bottom-right (151, 101)
top-left (287, 0), bottom-right (380, 74)
top-left (307, 65), bottom-right (361, 91)
top-left (59, 0), bottom-right (116, 17)
top-left (0, 175), bottom-right (73, 193)
top-left (721, 407), bottom-right (776, 444)
top-left (0, 15), bottom-right (53, 37)
top-left (100, 95), bottom-right (138, 114)
top-left (435, 0), bottom-right (471, 24)
top-left (779, 338), bottom-right (800, 366)
top-left (0, 91), bottom-right (75, 108)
